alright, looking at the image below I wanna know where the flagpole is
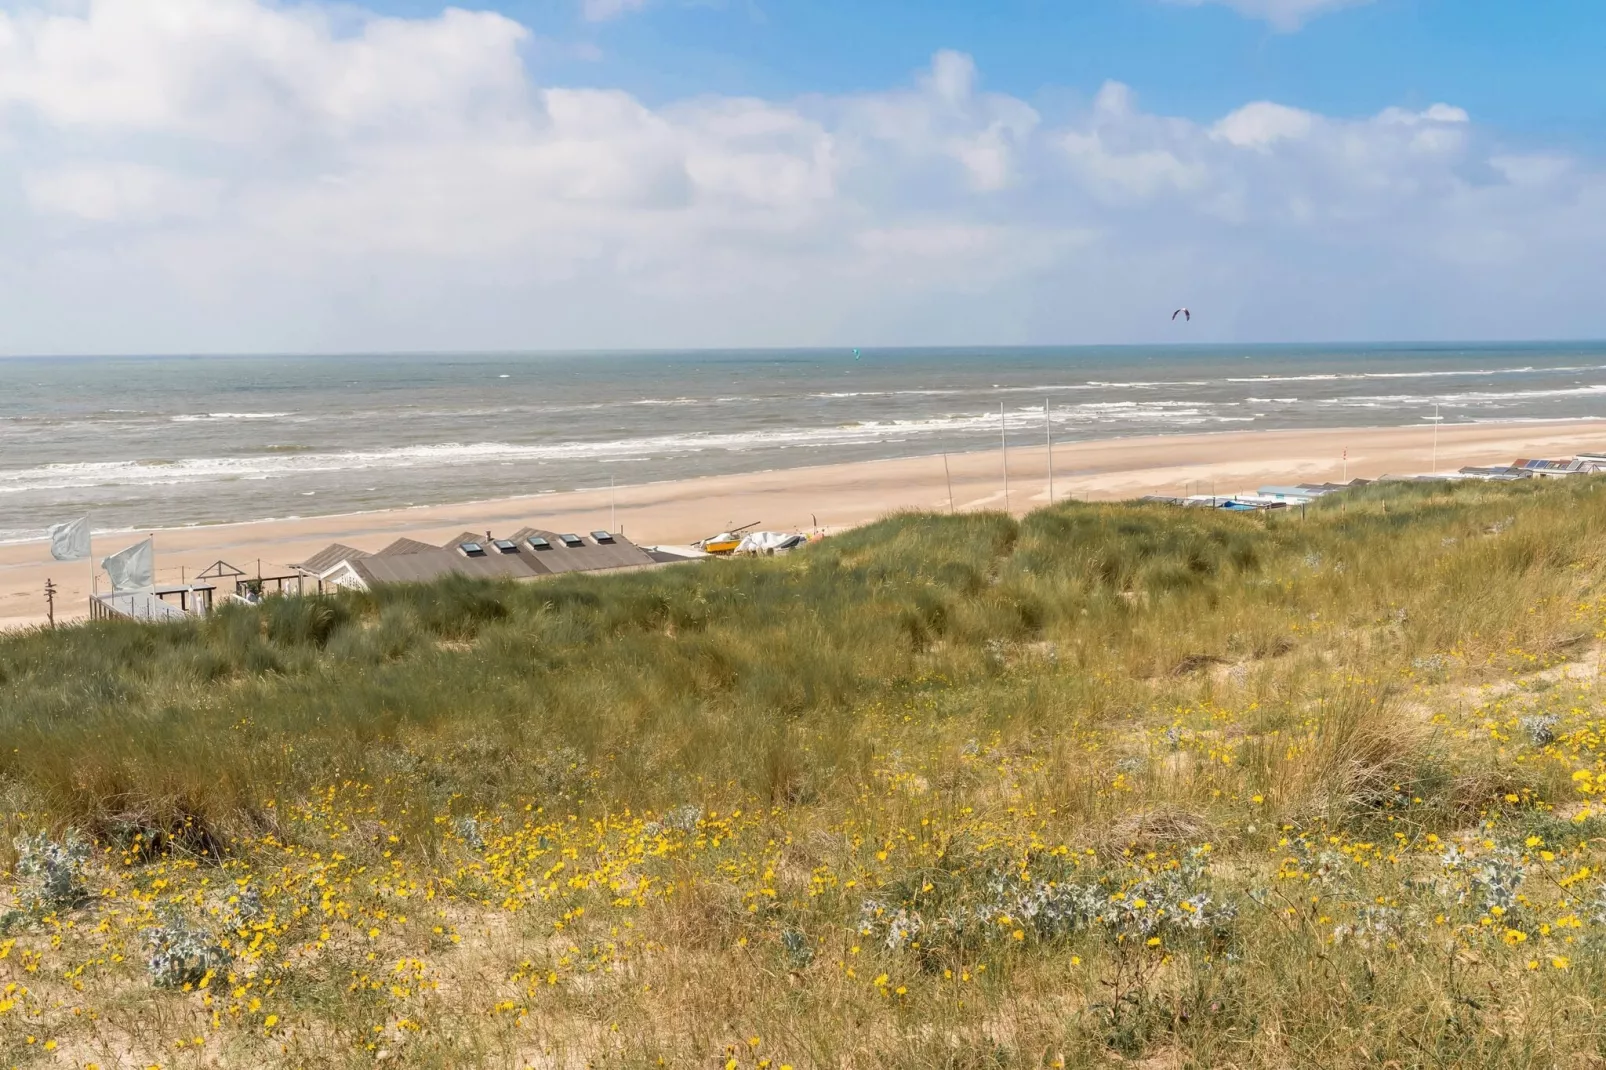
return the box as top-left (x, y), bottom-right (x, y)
top-left (1432, 403), bottom-right (1440, 473)
top-left (1045, 399), bottom-right (1054, 505)
top-left (1000, 403), bottom-right (1010, 514)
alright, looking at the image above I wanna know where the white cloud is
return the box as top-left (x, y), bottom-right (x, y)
top-left (0, 0), bottom-right (531, 143)
top-left (842, 50), bottom-right (1040, 193)
top-left (25, 163), bottom-right (221, 221)
top-left (1490, 154), bottom-right (1572, 188)
top-left (1166, 0), bottom-right (1375, 32)
top-left (581, 0), bottom-right (649, 22)
top-left (1212, 102), bottom-right (1314, 149)
top-left (0, 0), bottom-right (1599, 354)
top-left (1060, 83), bottom-right (1208, 202)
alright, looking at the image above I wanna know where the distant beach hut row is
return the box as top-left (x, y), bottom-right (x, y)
top-left (1456, 453), bottom-right (1606, 481)
top-left (1139, 479), bottom-right (1374, 512)
top-left (294, 526), bottom-right (698, 594)
top-left (1136, 448), bottom-right (1606, 515)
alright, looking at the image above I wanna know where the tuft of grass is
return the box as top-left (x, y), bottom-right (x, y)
top-left (5, 477), bottom-right (1606, 1065)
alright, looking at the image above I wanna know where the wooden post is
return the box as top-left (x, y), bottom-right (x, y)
top-left (45, 578), bottom-right (56, 629)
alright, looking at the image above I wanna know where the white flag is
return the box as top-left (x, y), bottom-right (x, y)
top-left (102, 538), bottom-right (155, 592)
top-left (48, 516), bottom-right (91, 562)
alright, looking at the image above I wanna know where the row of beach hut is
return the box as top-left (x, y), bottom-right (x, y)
top-left (292, 527), bottom-right (694, 593)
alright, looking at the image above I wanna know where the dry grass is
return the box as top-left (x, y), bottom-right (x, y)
top-left (5, 477), bottom-right (1606, 1067)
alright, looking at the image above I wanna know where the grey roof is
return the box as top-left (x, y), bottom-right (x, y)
top-left (293, 543), bottom-right (369, 574)
top-left (509, 527), bottom-right (657, 574)
top-left (350, 547), bottom-right (550, 587)
top-left (443, 531), bottom-right (492, 550)
top-left (375, 537), bottom-right (439, 556)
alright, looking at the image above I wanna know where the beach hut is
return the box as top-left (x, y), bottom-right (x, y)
top-left (1257, 486), bottom-right (1315, 503)
top-left (291, 544), bottom-right (371, 594)
top-left (375, 538), bottom-right (439, 556)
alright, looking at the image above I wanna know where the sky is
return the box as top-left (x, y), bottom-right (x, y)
top-left (0, 0), bottom-right (1602, 355)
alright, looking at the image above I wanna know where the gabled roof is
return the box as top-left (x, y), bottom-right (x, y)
top-left (292, 543), bottom-right (369, 574)
top-left (351, 548), bottom-right (549, 587)
top-left (509, 527), bottom-right (656, 574)
top-left (444, 531), bottom-right (490, 550)
top-left (375, 537), bottom-right (439, 557)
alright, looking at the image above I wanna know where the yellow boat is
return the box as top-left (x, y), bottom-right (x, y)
top-left (700, 523), bottom-right (761, 555)
top-left (701, 534), bottom-right (742, 555)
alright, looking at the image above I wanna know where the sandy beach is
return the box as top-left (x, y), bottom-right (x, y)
top-left (4, 419), bottom-right (1602, 630)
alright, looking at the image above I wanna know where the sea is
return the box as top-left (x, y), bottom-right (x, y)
top-left (4, 342), bottom-right (1606, 543)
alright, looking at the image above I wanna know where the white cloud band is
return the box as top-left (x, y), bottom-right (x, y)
top-left (0, 0), bottom-right (1599, 352)
top-left (1165, 0), bottom-right (1376, 32)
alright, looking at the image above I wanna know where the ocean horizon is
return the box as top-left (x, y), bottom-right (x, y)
top-left (5, 341), bottom-right (1606, 543)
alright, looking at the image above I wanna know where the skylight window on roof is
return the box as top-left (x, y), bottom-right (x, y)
top-left (493, 539), bottom-right (519, 554)
top-left (559, 533), bottom-right (584, 547)
top-left (527, 536), bottom-right (552, 550)
top-left (591, 531), bottom-right (615, 543)
top-left (459, 542), bottom-right (486, 557)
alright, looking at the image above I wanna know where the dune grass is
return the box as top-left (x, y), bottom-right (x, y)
top-left (6, 478), bottom-right (1606, 1066)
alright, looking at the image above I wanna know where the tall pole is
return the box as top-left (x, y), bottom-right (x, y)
top-left (1045, 399), bottom-right (1054, 505)
top-left (942, 453), bottom-right (955, 514)
top-left (611, 476), bottom-right (617, 534)
top-left (1342, 448), bottom-right (1348, 483)
top-left (1000, 403), bottom-right (1010, 514)
top-left (1432, 403), bottom-right (1440, 473)
top-left (45, 578), bottom-right (56, 629)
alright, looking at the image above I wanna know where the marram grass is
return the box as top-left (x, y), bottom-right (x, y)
top-left (6, 479), bottom-right (1606, 1066)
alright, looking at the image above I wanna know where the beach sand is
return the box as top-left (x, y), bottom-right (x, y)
top-left (4, 420), bottom-right (1602, 630)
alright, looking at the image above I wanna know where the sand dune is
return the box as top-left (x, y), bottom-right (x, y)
top-left (4, 419), bottom-right (1601, 630)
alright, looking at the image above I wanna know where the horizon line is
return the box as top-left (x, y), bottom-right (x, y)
top-left (4, 338), bottom-right (1606, 361)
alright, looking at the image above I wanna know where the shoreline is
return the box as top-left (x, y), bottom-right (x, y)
top-left (4, 418), bottom-right (1604, 630)
top-left (4, 416), bottom-right (1600, 549)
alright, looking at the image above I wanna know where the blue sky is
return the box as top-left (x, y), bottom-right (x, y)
top-left (380, 0), bottom-right (1606, 145)
top-left (0, 0), bottom-right (1601, 353)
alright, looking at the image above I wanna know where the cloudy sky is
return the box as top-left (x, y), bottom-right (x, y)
top-left (0, 0), bottom-right (1601, 354)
